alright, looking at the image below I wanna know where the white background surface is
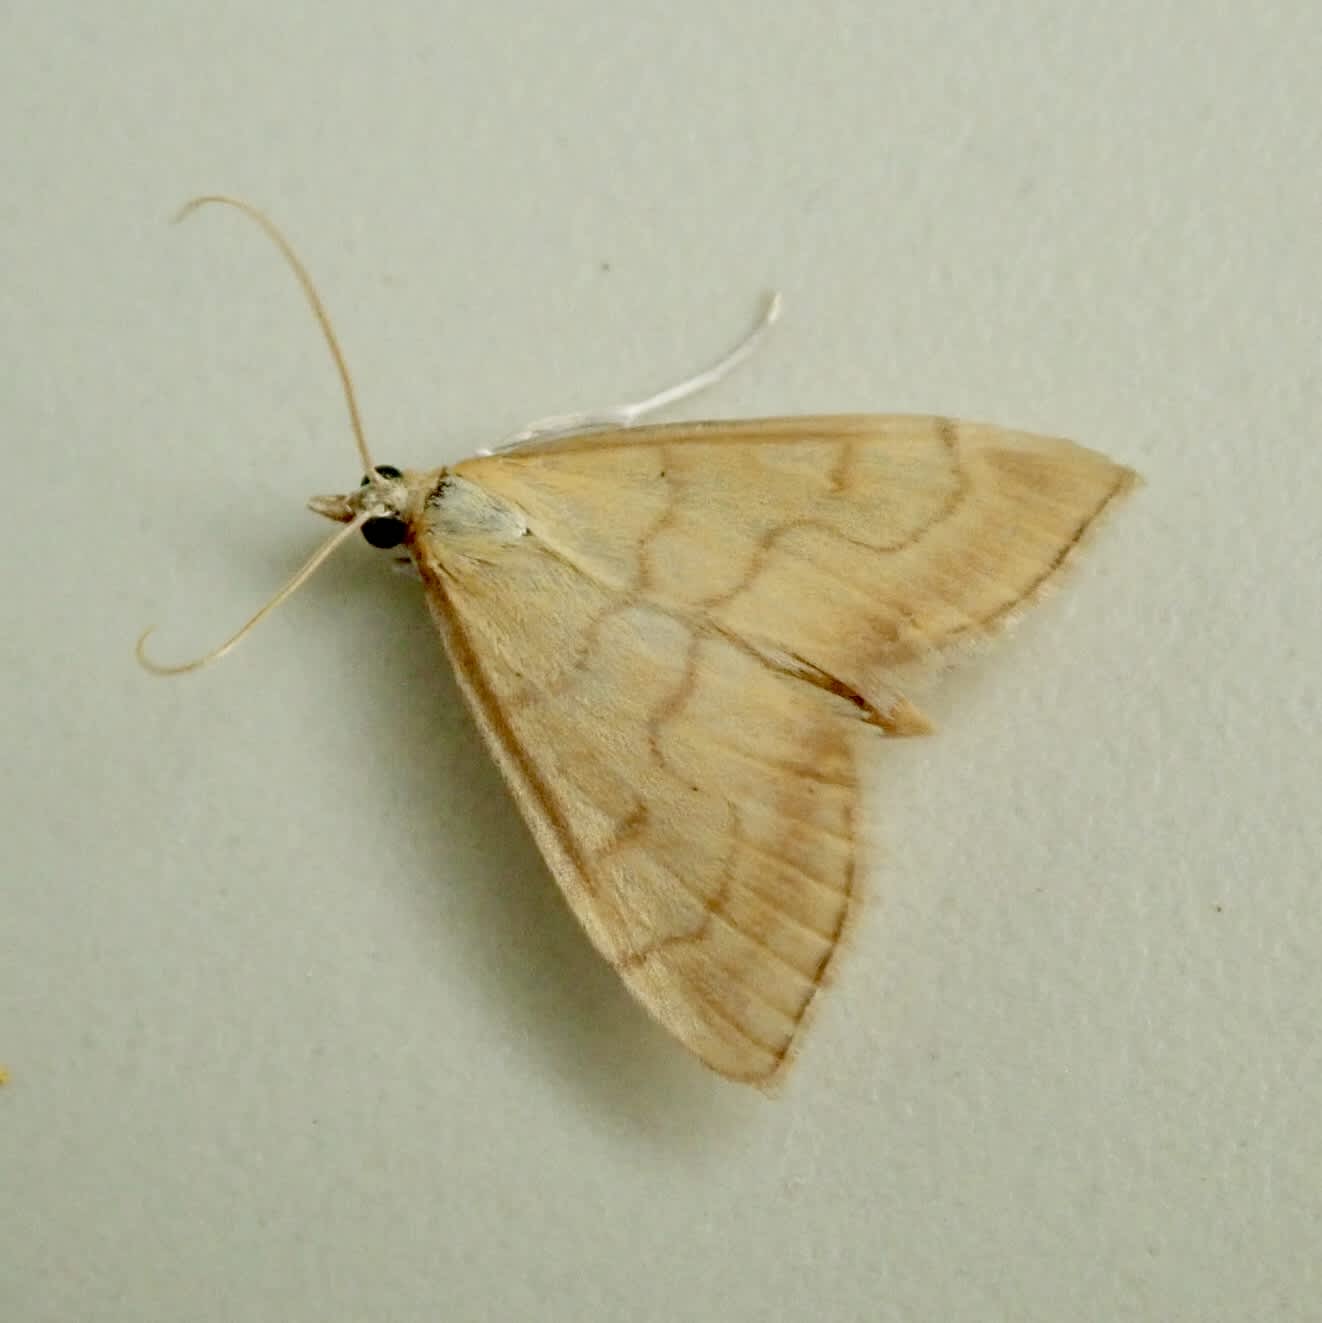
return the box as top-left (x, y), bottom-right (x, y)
top-left (3, 4), bottom-right (1320, 1321)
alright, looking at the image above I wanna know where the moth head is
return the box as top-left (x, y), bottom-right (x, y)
top-left (308, 463), bottom-right (423, 551)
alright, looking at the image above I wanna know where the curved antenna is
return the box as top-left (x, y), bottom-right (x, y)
top-left (136, 513), bottom-right (369, 675)
top-left (175, 194), bottom-right (377, 477)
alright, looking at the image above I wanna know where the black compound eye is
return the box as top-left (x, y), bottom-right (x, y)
top-left (360, 464), bottom-right (403, 486)
top-left (362, 515), bottom-right (408, 549)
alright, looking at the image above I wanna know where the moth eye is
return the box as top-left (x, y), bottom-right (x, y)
top-left (360, 464), bottom-right (403, 485)
top-left (362, 515), bottom-right (407, 549)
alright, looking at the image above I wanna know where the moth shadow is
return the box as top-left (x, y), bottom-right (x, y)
top-left (353, 569), bottom-right (758, 1144)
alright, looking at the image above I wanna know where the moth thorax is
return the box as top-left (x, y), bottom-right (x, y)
top-left (424, 474), bottom-right (528, 544)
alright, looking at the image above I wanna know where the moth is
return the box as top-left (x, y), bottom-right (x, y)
top-left (143, 197), bottom-right (1138, 1088)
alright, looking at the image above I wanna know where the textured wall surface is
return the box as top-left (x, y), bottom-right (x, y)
top-left (3, 4), bottom-right (1319, 1320)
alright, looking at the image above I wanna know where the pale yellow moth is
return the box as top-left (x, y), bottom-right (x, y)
top-left (142, 197), bottom-right (1138, 1088)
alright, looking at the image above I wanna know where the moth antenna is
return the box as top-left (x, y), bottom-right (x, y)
top-left (137, 514), bottom-right (369, 675)
top-left (174, 194), bottom-right (378, 478)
